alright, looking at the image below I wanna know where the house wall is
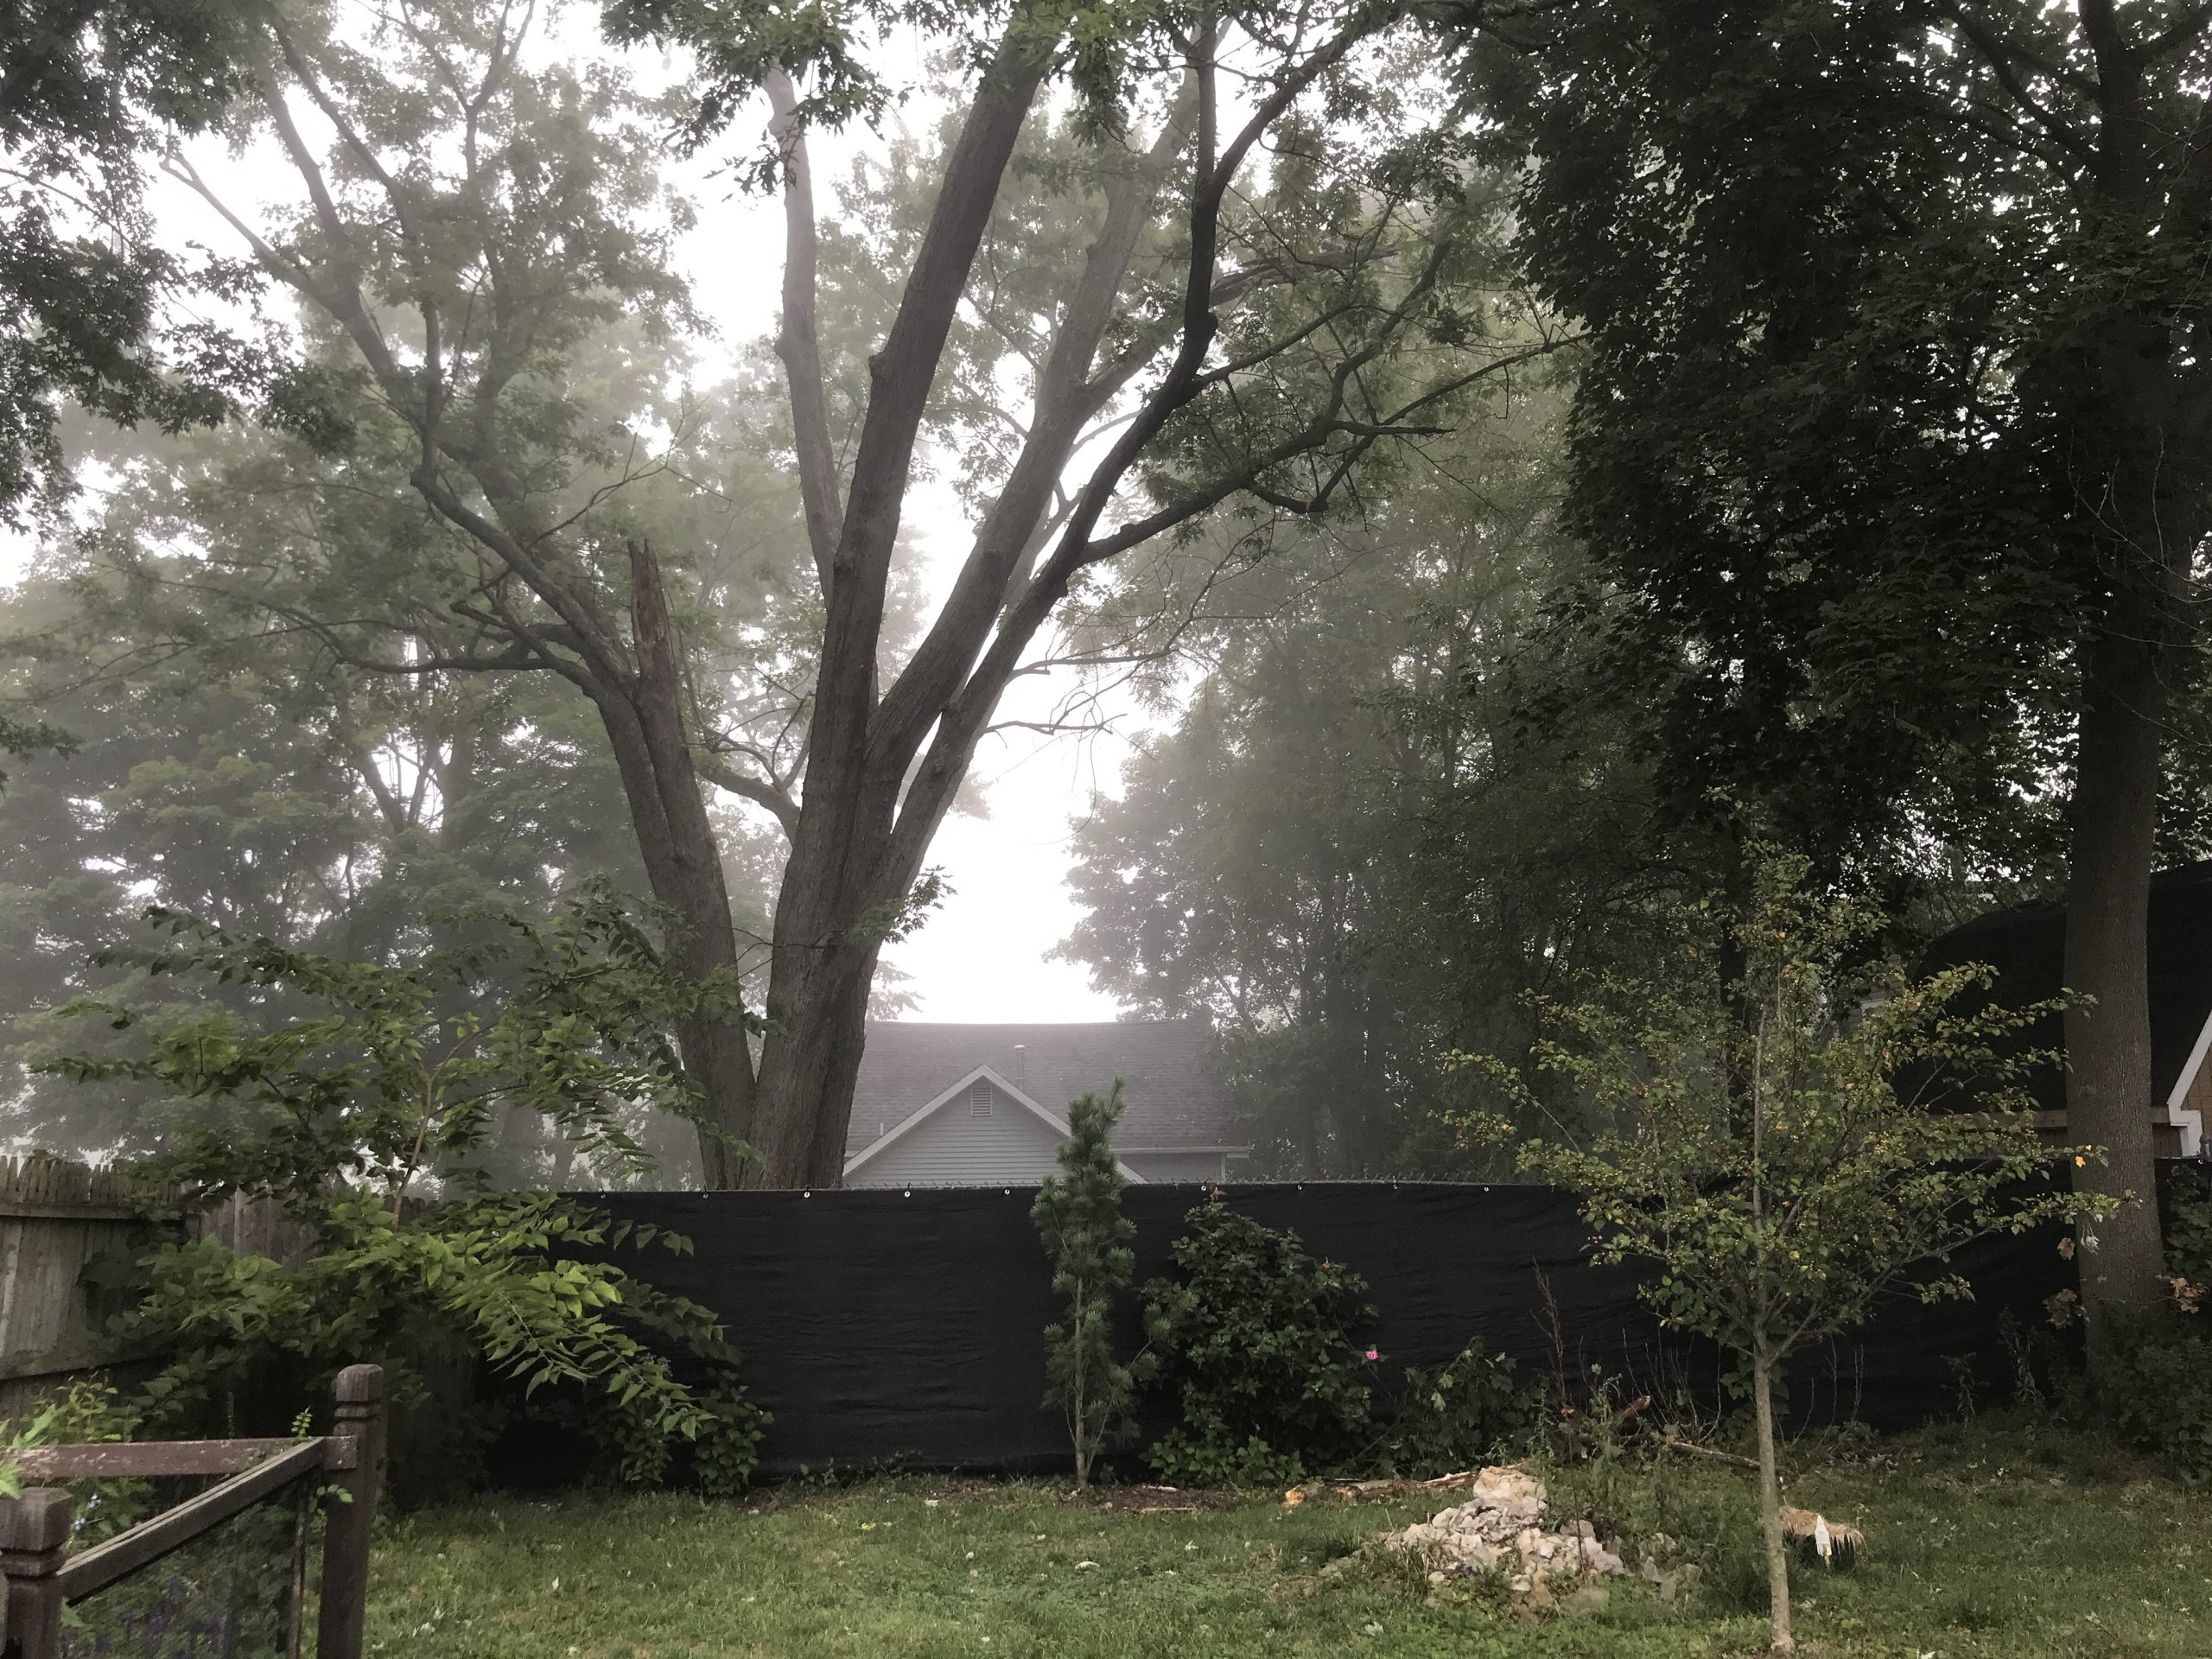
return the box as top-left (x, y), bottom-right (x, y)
top-left (847, 1081), bottom-right (1070, 1187)
top-left (1121, 1151), bottom-right (1229, 1185)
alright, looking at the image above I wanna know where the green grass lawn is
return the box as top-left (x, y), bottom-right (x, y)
top-left (363, 1419), bottom-right (2212, 1658)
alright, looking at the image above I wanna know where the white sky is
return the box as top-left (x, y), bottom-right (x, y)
top-left (2, 18), bottom-right (1146, 1024)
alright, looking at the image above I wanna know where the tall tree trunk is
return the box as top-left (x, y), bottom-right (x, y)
top-left (749, 925), bottom-right (884, 1187)
top-left (2053, 0), bottom-right (2212, 1319)
top-left (2063, 604), bottom-right (2173, 1315)
top-left (578, 543), bottom-right (762, 1187)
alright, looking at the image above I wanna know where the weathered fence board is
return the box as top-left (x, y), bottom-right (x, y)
top-left (0, 1159), bottom-right (172, 1418)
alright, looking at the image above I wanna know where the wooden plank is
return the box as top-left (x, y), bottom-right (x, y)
top-left (19, 1439), bottom-right (304, 1479)
top-left (0, 1341), bottom-right (169, 1386)
top-left (0, 1157), bottom-right (158, 1214)
top-left (57, 1439), bottom-right (327, 1604)
top-left (0, 1202), bottom-right (145, 1224)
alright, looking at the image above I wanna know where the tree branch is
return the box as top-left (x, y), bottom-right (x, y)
top-left (867, 80), bottom-right (1193, 776)
top-left (765, 65), bottom-right (844, 597)
top-left (693, 750), bottom-right (801, 835)
top-left (1940, 3), bottom-right (2099, 168)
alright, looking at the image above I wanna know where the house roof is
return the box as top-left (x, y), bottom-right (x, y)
top-left (1920, 859), bottom-right (2212, 1114)
top-left (843, 1020), bottom-right (1244, 1162)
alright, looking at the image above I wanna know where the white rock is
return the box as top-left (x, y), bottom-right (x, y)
top-left (1381, 1465), bottom-right (1628, 1582)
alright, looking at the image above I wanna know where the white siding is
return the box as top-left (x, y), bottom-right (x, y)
top-left (1121, 1151), bottom-right (1227, 1185)
top-left (848, 1081), bottom-right (1069, 1186)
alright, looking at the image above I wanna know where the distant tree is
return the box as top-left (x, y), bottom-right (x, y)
top-left (0, 558), bottom-right (666, 1167)
top-left (0, 0), bottom-right (340, 524)
top-left (1032, 1082), bottom-right (1137, 1490)
top-left (1476, 0), bottom-right (2212, 1314)
top-left (1058, 384), bottom-right (1670, 1175)
top-left (1458, 846), bottom-right (2113, 1653)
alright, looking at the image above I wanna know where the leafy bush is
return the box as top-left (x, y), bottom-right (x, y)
top-left (1033, 1084), bottom-right (1139, 1489)
top-left (1141, 1200), bottom-right (1376, 1486)
top-left (2069, 1171), bottom-right (2212, 1478)
top-left (44, 891), bottom-right (767, 1493)
top-left (2164, 1166), bottom-right (2212, 1312)
top-left (2081, 1321), bottom-right (2212, 1478)
top-left (1381, 1336), bottom-right (1535, 1476)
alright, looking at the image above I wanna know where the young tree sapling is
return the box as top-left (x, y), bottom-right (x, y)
top-left (1033, 1081), bottom-right (1137, 1489)
top-left (1456, 847), bottom-right (2113, 1654)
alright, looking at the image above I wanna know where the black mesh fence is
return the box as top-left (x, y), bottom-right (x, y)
top-left (491, 1181), bottom-right (2076, 1480)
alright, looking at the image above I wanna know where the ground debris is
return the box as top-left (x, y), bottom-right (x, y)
top-left (1282, 1469), bottom-right (1491, 1505)
top-left (1382, 1466), bottom-right (1627, 1582)
top-left (1780, 1506), bottom-right (1863, 1569)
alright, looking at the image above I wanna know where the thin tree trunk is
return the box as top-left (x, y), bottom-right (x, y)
top-left (598, 680), bottom-right (761, 1186)
top-left (1072, 1280), bottom-right (1090, 1490)
top-left (1752, 1347), bottom-right (1793, 1655)
top-left (626, 542), bottom-right (761, 1185)
top-left (2063, 613), bottom-right (2171, 1316)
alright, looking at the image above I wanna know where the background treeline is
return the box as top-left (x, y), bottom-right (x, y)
top-left (4, 0), bottom-right (2211, 1233)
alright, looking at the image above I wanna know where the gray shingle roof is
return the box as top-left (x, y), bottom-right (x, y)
top-left (843, 1020), bottom-right (1244, 1160)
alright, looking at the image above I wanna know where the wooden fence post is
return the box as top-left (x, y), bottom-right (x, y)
top-left (0, 1487), bottom-right (73, 1658)
top-left (316, 1363), bottom-right (385, 1659)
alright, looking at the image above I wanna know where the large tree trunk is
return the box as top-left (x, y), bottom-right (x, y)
top-left (587, 543), bottom-right (762, 1187)
top-left (2050, 0), bottom-right (2212, 1319)
top-left (2062, 616), bottom-right (2171, 1316)
top-left (748, 924), bottom-right (884, 1187)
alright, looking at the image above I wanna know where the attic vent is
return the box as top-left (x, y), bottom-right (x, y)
top-left (969, 1079), bottom-right (993, 1118)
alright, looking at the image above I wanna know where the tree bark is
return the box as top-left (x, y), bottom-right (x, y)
top-left (1752, 1347), bottom-right (1793, 1655)
top-left (606, 542), bottom-right (760, 1185)
top-left (2063, 588), bottom-right (2179, 1314)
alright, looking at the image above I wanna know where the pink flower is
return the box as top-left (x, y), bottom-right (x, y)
top-left (1363, 1347), bottom-right (1380, 1362)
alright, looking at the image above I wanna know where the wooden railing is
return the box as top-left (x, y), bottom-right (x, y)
top-left (0, 1364), bottom-right (385, 1658)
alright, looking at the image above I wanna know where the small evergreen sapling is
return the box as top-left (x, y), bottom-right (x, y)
top-left (1032, 1082), bottom-right (1138, 1489)
top-left (1456, 847), bottom-right (2113, 1655)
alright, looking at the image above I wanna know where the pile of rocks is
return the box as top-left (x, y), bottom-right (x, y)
top-left (1383, 1466), bottom-right (1627, 1589)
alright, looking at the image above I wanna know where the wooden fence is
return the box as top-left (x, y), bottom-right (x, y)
top-left (0, 1160), bottom-right (170, 1421)
top-left (0, 1363), bottom-right (385, 1658)
top-left (0, 1159), bottom-right (324, 1421)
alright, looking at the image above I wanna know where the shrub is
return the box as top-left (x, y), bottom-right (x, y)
top-left (2082, 1321), bottom-right (2212, 1478)
top-left (2164, 1166), bottom-right (2212, 1311)
top-left (2070, 1171), bottom-right (2212, 1478)
top-left (43, 891), bottom-right (768, 1493)
top-left (1381, 1336), bottom-right (1535, 1476)
top-left (1032, 1083), bottom-right (1139, 1489)
top-left (1141, 1199), bottom-right (1376, 1486)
